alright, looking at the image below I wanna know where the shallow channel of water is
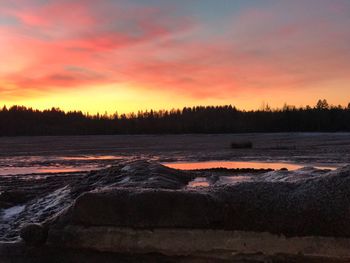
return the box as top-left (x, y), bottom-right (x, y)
top-left (164, 161), bottom-right (337, 171)
top-left (0, 155), bottom-right (338, 176)
top-left (0, 155), bottom-right (123, 175)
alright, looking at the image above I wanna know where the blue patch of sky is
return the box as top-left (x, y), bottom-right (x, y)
top-left (0, 16), bottom-right (20, 26)
top-left (109, 0), bottom-right (276, 39)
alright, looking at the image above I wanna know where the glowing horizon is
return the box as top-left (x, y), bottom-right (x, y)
top-left (1, 0), bottom-right (350, 113)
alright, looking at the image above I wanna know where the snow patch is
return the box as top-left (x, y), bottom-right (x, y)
top-left (1, 205), bottom-right (25, 220)
top-left (36, 185), bottom-right (71, 211)
top-left (258, 167), bottom-right (327, 182)
top-left (121, 165), bottom-right (132, 172)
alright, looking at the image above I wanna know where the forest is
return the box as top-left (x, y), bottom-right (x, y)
top-left (1, 100), bottom-right (350, 136)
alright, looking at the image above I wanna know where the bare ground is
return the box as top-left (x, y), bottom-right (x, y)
top-left (0, 133), bottom-right (350, 166)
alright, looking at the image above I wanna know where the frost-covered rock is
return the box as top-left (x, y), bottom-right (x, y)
top-left (2, 161), bottom-right (350, 262)
top-left (20, 223), bottom-right (47, 246)
top-left (0, 160), bottom-right (193, 241)
top-left (48, 164), bottom-right (350, 239)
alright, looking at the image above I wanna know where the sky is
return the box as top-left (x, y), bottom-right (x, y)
top-left (1, 0), bottom-right (350, 113)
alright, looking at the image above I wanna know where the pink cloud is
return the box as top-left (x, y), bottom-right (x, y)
top-left (0, 0), bottom-right (194, 98)
top-left (1, 0), bottom-right (350, 103)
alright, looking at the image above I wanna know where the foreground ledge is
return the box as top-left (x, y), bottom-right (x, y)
top-left (47, 226), bottom-right (350, 261)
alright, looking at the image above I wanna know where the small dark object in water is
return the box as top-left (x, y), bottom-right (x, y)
top-left (20, 224), bottom-right (47, 246)
top-left (230, 141), bottom-right (253, 149)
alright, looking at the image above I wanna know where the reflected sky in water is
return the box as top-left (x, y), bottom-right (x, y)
top-left (164, 161), bottom-right (337, 171)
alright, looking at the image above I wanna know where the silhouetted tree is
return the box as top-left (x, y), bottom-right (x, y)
top-left (0, 99), bottom-right (349, 136)
top-left (316, 99), bottom-right (329, 110)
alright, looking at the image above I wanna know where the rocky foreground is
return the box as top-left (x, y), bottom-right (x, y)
top-left (1, 160), bottom-right (350, 262)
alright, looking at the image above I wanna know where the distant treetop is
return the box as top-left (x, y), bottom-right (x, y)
top-left (0, 99), bottom-right (349, 136)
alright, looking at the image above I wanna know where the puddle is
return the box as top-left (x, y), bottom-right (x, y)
top-left (178, 161), bottom-right (338, 188)
top-left (0, 166), bottom-right (100, 176)
top-left (187, 175), bottom-right (253, 188)
top-left (164, 161), bottom-right (337, 171)
top-left (0, 156), bottom-right (337, 176)
top-left (0, 155), bottom-right (125, 176)
top-left (187, 177), bottom-right (210, 188)
top-left (59, 155), bottom-right (123, 161)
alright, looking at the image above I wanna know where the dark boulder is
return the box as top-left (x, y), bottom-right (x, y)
top-left (68, 188), bottom-right (222, 229)
top-left (20, 224), bottom-right (47, 246)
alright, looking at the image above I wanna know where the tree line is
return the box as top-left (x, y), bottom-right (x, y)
top-left (1, 99), bottom-right (350, 136)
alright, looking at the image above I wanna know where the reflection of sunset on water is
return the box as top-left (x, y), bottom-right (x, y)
top-left (165, 161), bottom-right (336, 171)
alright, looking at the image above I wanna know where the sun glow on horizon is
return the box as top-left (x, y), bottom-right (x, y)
top-left (2, 85), bottom-right (349, 115)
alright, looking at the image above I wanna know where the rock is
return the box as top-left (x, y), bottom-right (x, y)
top-left (0, 160), bottom-right (194, 242)
top-left (20, 224), bottom-right (47, 246)
top-left (3, 161), bottom-right (350, 262)
top-left (51, 165), bottom-right (350, 238)
top-left (47, 226), bottom-right (350, 260)
top-left (67, 188), bottom-right (222, 229)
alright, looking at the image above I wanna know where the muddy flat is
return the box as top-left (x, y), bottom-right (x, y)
top-left (1, 133), bottom-right (350, 167)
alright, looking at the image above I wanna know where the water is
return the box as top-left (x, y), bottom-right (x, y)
top-left (0, 155), bottom-right (337, 176)
top-left (59, 155), bottom-right (123, 161)
top-left (187, 175), bottom-right (253, 188)
top-left (0, 166), bottom-right (100, 176)
top-left (0, 155), bottom-right (124, 176)
top-left (176, 161), bottom-right (338, 188)
top-left (164, 161), bottom-right (337, 171)
top-left (187, 177), bottom-right (210, 187)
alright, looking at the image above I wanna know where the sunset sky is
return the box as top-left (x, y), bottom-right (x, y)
top-left (1, 0), bottom-right (350, 113)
